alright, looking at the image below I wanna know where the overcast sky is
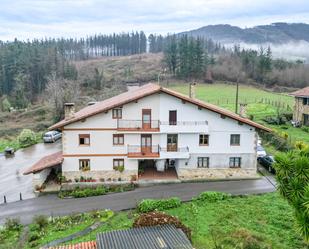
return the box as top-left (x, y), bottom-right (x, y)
top-left (1, 0), bottom-right (309, 41)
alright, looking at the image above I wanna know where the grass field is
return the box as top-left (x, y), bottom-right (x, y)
top-left (168, 82), bottom-right (294, 119)
top-left (168, 82), bottom-right (309, 145)
top-left (1, 192), bottom-right (304, 249)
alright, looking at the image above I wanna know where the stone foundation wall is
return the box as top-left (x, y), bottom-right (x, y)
top-left (63, 170), bottom-right (138, 182)
top-left (294, 97), bottom-right (309, 122)
top-left (32, 168), bottom-right (51, 189)
top-left (177, 168), bottom-right (257, 180)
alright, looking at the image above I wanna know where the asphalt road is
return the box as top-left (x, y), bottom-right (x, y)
top-left (0, 140), bottom-right (62, 203)
top-left (0, 177), bottom-right (276, 225)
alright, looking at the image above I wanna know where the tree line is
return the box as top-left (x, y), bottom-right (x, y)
top-left (163, 35), bottom-right (216, 80)
top-left (0, 31), bottom-right (149, 109)
top-left (162, 35), bottom-right (309, 88)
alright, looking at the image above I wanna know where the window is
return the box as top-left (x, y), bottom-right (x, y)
top-left (230, 134), bottom-right (240, 146)
top-left (303, 98), bottom-right (309, 105)
top-left (113, 134), bottom-right (124, 145)
top-left (197, 157), bottom-right (209, 168)
top-left (79, 159), bottom-right (90, 171)
top-left (112, 108), bottom-right (122, 119)
top-left (229, 157), bottom-right (241, 168)
top-left (113, 159), bottom-right (124, 170)
top-left (169, 110), bottom-right (177, 125)
top-left (199, 134), bottom-right (209, 146)
top-left (79, 134), bottom-right (90, 145)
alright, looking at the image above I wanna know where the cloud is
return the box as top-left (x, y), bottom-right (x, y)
top-left (0, 0), bottom-right (309, 40)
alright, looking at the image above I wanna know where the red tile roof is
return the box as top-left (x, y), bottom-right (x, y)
top-left (49, 83), bottom-right (271, 132)
top-left (23, 151), bottom-right (63, 175)
top-left (290, 87), bottom-right (309, 97)
top-left (47, 241), bottom-right (97, 249)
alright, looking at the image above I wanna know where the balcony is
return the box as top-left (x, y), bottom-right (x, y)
top-left (160, 121), bottom-right (208, 133)
top-left (117, 120), bottom-right (160, 132)
top-left (159, 146), bottom-right (190, 159)
top-left (127, 145), bottom-right (160, 158)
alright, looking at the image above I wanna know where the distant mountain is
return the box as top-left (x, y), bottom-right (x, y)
top-left (180, 23), bottom-right (309, 44)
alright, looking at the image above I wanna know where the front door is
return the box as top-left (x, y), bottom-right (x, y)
top-left (141, 134), bottom-right (152, 154)
top-left (169, 110), bottom-right (177, 125)
top-left (142, 109), bottom-right (151, 129)
top-left (167, 134), bottom-right (178, 152)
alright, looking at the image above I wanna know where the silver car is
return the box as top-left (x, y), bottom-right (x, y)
top-left (43, 131), bottom-right (62, 143)
top-left (257, 145), bottom-right (267, 158)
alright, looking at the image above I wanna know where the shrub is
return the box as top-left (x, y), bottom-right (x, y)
top-left (295, 141), bottom-right (309, 151)
top-left (4, 218), bottom-right (22, 231)
top-left (33, 215), bottom-right (48, 229)
top-left (194, 191), bottom-right (231, 202)
top-left (59, 184), bottom-right (135, 198)
top-left (17, 129), bottom-right (37, 148)
top-left (137, 197), bottom-right (181, 213)
top-left (133, 211), bottom-right (191, 240)
top-left (260, 132), bottom-right (293, 152)
top-left (1, 97), bottom-right (11, 112)
top-left (28, 231), bottom-right (40, 242)
top-left (302, 126), bottom-right (309, 133)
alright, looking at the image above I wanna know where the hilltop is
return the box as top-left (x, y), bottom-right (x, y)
top-left (180, 23), bottom-right (309, 44)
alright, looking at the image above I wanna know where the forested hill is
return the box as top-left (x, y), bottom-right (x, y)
top-left (180, 23), bottom-right (309, 44)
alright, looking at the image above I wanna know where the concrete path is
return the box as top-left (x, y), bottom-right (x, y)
top-left (0, 177), bottom-right (276, 225)
top-left (0, 140), bottom-right (62, 203)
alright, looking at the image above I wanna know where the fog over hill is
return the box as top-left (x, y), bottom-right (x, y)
top-left (181, 23), bottom-right (309, 61)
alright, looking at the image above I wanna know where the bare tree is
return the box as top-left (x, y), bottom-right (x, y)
top-left (46, 73), bottom-right (80, 121)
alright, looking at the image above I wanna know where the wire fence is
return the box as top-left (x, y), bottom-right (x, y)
top-left (205, 97), bottom-right (293, 112)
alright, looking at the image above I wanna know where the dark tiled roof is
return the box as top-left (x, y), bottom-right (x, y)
top-left (23, 151), bottom-right (63, 175)
top-left (96, 225), bottom-right (193, 249)
top-left (290, 87), bottom-right (309, 97)
top-left (49, 83), bottom-right (271, 132)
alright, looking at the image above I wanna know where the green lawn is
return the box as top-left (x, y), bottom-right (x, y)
top-left (168, 82), bottom-right (293, 117)
top-left (1, 193), bottom-right (306, 249)
top-left (169, 82), bottom-right (309, 146)
top-left (0, 193), bottom-right (299, 249)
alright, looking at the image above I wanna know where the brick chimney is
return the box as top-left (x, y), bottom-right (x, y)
top-left (239, 103), bottom-right (247, 118)
top-left (64, 103), bottom-right (75, 120)
top-left (189, 83), bottom-right (196, 99)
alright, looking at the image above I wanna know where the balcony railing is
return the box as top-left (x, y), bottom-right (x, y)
top-left (117, 120), bottom-right (160, 131)
top-left (127, 145), bottom-right (160, 158)
top-left (160, 121), bottom-right (208, 126)
top-left (159, 146), bottom-right (189, 152)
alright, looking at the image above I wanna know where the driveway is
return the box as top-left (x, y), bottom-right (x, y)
top-left (0, 141), bottom-right (62, 203)
top-left (0, 177), bottom-right (276, 225)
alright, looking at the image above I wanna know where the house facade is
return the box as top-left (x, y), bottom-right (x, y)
top-left (291, 87), bottom-right (309, 126)
top-left (47, 83), bottom-right (270, 182)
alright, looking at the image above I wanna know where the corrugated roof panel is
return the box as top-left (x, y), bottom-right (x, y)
top-left (96, 225), bottom-right (193, 249)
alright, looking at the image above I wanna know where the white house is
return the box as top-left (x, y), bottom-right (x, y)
top-left (25, 83), bottom-right (271, 185)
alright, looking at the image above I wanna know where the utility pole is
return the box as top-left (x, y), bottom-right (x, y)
top-left (235, 76), bottom-right (239, 114)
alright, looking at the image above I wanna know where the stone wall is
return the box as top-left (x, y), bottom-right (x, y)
top-left (177, 168), bottom-right (258, 180)
top-left (33, 168), bottom-right (51, 189)
top-left (63, 170), bottom-right (138, 182)
top-left (294, 97), bottom-right (309, 122)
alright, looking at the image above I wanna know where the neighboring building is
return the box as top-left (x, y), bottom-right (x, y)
top-left (25, 83), bottom-right (271, 184)
top-left (290, 86), bottom-right (309, 126)
top-left (48, 225), bottom-right (193, 249)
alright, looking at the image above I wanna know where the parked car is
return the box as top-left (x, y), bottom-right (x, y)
top-left (256, 145), bottom-right (267, 158)
top-left (43, 131), bottom-right (62, 143)
top-left (258, 155), bottom-right (276, 174)
top-left (4, 147), bottom-right (15, 157)
top-left (257, 136), bottom-right (262, 146)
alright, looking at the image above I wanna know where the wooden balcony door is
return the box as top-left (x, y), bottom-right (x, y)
top-left (169, 110), bottom-right (177, 125)
top-left (167, 134), bottom-right (178, 152)
top-left (141, 134), bottom-right (152, 154)
top-left (142, 109), bottom-right (151, 129)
